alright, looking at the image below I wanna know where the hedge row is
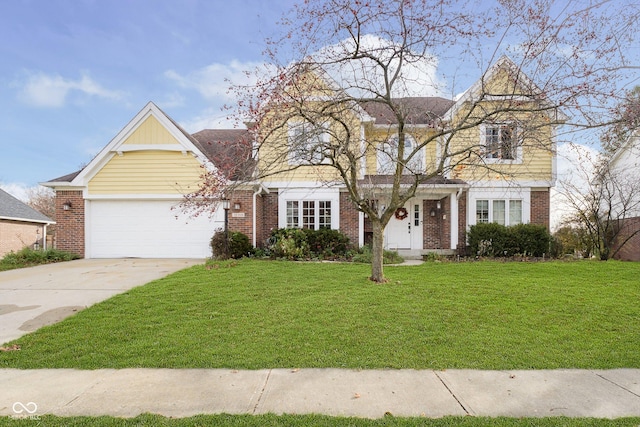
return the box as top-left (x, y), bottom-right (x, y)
top-left (467, 223), bottom-right (552, 257)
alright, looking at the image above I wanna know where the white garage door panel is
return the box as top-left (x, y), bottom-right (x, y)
top-left (89, 200), bottom-right (223, 258)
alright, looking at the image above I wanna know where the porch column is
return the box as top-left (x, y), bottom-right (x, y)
top-left (450, 191), bottom-right (458, 250)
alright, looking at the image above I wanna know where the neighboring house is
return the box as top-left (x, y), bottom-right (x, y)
top-left (609, 131), bottom-right (640, 261)
top-left (0, 188), bottom-right (55, 257)
top-left (44, 56), bottom-right (559, 259)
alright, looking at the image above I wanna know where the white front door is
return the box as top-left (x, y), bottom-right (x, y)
top-left (384, 200), bottom-right (422, 250)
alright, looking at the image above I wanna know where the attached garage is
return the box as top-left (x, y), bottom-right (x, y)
top-left (44, 102), bottom-right (250, 259)
top-left (86, 200), bottom-right (222, 258)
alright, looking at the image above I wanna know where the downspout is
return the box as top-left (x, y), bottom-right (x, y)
top-left (43, 224), bottom-right (48, 250)
top-left (252, 188), bottom-right (260, 248)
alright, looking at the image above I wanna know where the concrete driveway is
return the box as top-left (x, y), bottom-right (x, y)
top-left (0, 258), bottom-right (203, 345)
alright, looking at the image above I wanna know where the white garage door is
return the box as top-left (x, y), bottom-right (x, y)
top-left (87, 200), bottom-right (223, 258)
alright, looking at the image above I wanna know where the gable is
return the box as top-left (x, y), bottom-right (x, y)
top-left (121, 115), bottom-right (178, 146)
top-left (49, 102), bottom-right (215, 195)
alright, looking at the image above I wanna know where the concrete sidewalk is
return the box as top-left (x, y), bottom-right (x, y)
top-left (2, 368), bottom-right (640, 419)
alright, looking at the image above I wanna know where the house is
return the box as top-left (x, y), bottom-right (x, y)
top-left (609, 131), bottom-right (640, 261)
top-left (0, 188), bottom-right (55, 257)
top-left (44, 56), bottom-right (559, 259)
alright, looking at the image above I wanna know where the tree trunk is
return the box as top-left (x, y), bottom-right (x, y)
top-left (370, 220), bottom-right (386, 282)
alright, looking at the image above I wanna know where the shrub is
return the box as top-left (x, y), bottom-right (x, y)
top-left (210, 230), bottom-right (254, 260)
top-left (467, 223), bottom-right (509, 257)
top-left (507, 223), bottom-right (552, 257)
top-left (267, 228), bottom-right (351, 260)
top-left (468, 223), bottom-right (553, 257)
top-left (0, 247), bottom-right (80, 271)
top-left (351, 244), bottom-right (405, 264)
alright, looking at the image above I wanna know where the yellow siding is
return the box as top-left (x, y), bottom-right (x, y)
top-left (89, 151), bottom-right (204, 194)
top-left (363, 127), bottom-right (439, 175)
top-left (448, 105), bottom-right (554, 182)
top-left (258, 101), bottom-right (362, 183)
top-left (122, 116), bottom-right (178, 145)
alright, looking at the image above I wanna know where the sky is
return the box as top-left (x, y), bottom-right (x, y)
top-left (0, 0), bottom-right (633, 230)
top-left (0, 0), bottom-right (297, 197)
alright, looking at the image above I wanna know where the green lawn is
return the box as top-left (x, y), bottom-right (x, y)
top-left (2, 414), bottom-right (640, 427)
top-left (1, 259), bottom-right (639, 370)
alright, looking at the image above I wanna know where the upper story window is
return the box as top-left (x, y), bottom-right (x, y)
top-left (377, 134), bottom-right (424, 174)
top-left (288, 121), bottom-right (330, 165)
top-left (481, 123), bottom-right (521, 163)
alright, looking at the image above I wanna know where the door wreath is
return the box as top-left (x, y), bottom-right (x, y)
top-left (394, 207), bottom-right (408, 220)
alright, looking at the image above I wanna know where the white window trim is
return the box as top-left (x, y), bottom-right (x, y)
top-left (278, 188), bottom-right (340, 230)
top-left (468, 188), bottom-right (530, 227)
top-left (479, 123), bottom-right (523, 165)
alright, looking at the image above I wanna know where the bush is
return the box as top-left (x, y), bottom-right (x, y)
top-left (267, 228), bottom-right (351, 260)
top-left (468, 223), bottom-right (552, 257)
top-left (351, 244), bottom-right (405, 264)
top-left (210, 230), bottom-right (254, 260)
top-left (467, 223), bottom-right (509, 257)
top-left (0, 247), bottom-right (80, 271)
top-left (508, 223), bottom-right (552, 257)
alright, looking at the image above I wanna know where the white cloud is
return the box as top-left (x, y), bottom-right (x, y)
top-left (316, 34), bottom-right (446, 98)
top-left (164, 60), bottom-right (263, 102)
top-left (0, 182), bottom-right (33, 202)
top-left (16, 71), bottom-right (125, 108)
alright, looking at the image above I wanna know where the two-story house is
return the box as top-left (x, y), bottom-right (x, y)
top-left (44, 56), bottom-right (560, 259)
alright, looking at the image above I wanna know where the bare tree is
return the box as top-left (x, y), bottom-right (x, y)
top-left (26, 186), bottom-right (55, 220)
top-left (190, 0), bottom-right (640, 281)
top-left (558, 149), bottom-right (640, 260)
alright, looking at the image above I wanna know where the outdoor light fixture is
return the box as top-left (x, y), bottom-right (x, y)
top-left (436, 201), bottom-right (441, 210)
top-left (222, 199), bottom-right (230, 210)
top-left (62, 200), bottom-right (72, 210)
top-left (234, 202), bottom-right (241, 210)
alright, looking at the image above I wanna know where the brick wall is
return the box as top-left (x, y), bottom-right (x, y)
top-left (227, 191), bottom-right (255, 243)
top-left (54, 190), bottom-right (85, 257)
top-left (423, 198), bottom-right (450, 249)
top-left (613, 216), bottom-right (640, 261)
top-left (257, 192), bottom-right (278, 247)
top-left (530, 189), bottom-right (550, 228)
top-left (339, 192), bottom-right (359, 248)
top-left (0, 220), bottom-right (45, 257)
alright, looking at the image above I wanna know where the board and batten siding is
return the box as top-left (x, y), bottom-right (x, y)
top-left (88, 150), bottom-right (204, 194)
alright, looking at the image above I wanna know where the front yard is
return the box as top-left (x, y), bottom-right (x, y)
top-left (1, 259), bottom-right (639, 370)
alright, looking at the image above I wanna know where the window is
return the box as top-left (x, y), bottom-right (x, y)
top-left (476, 199), bottom-right (522, 226)
top-left (377, 134), bottom-right (423, 174)
top-left (318, 201), bottom-right (331, 229)
top-left (302, 201), bottom-right (315, 229)
top-left (509, 200), bottom-right (522, 225)
top-left (476, 200), bottom-right (489, 223)
top-left (483, 123), bottom-right (518, 161)
top-left (288, 121), bottom-right (330, 165)
top-left (286, 201), bottom-right (299, 228)
top-left (286, 200), bottom-right (332, 230)
top-left (493, 200), bottom-right (506, 225)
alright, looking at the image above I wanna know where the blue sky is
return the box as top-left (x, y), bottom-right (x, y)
top-left (0, 0), bottom-right (296, 196)
top-left (0, 0), bottom-right (635, 223)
